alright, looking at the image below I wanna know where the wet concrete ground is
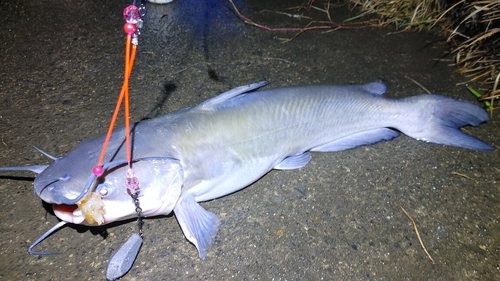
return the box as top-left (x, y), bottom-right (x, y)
top-left (0, 0), bottom-right (499, 280)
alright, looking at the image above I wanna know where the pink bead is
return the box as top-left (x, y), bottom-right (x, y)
top-left (123, 23), bottom-right (137, 35)
top-left (93, 165), bottom-right (104, 176)
top-left (123, 5), bottom-right (140, 22)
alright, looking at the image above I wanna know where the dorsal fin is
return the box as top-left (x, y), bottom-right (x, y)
top-left (197, 81), bottom-right (268, 111)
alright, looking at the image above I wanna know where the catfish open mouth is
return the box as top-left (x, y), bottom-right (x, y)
top-left (53, 192), bottom-right (105, 226)
top-left (52, 204), bottom-right (86, 224)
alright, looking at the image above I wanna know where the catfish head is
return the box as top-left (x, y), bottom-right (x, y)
top-left (49, 157), bottom-right (183, 226)
top-left (0, 146), bottom-right (183, 226)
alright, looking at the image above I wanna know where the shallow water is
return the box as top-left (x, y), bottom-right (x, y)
top-left (0, 0), bottom-right (499, 280)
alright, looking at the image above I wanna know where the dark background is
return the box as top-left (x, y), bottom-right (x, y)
top-left (0, 1), bottom-right (498, 280)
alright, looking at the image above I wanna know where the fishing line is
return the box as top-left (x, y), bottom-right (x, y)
top-left (93, 4), bottom-right (144, 177)
top-left (78, 3), bottom-right (147, 279)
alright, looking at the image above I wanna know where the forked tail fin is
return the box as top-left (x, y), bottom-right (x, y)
top-left (398, 94), bottom-right (494, 150)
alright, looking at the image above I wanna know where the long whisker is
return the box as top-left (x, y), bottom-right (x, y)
top-left (32, 146), bottom-right (59, 161)
top-left (0, 165), bottom-right (49, 174)
top-left (0, 146), bottom-right (57, 175)
top-left (28, 221), bottom-right (67, 255)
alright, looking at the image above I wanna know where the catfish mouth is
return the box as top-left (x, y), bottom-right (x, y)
top-left (52, 204), bottom-right (87, 225)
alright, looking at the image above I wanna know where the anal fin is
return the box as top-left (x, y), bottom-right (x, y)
top-left (274, 152), bottom-right (312, 170)
top-left (174, 193), bottom-right (220, 259)
top-left (311, 128), bottom-right (399, 152)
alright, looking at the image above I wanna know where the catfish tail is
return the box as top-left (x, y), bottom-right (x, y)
top-left (396, 95), bottom-right (493, 150)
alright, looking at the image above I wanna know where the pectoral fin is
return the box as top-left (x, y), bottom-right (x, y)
top-left (174, 193), bottom-right (220, 259)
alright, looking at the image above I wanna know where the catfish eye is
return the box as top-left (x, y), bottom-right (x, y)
top-left (95, 182), bottom-right (114, 198)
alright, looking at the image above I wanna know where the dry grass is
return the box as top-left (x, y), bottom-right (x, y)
top-left (350, 0), bottom-right (499, 112)
top-left (349, 0), bottom-right (448, 30)
top-left (228, 0), bottom-right (376, 43)
top-left (441, 1), bottom-right (500, 113)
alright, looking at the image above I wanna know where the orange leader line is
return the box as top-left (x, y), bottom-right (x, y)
top-left (96, 34), bottom-right (136, 169)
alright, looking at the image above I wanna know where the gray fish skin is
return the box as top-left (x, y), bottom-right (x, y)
top-left (0, 81), bottom-right (493, 259)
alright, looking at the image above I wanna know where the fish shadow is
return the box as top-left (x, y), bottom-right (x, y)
top-left (0, 175), bottom-right (36, 182)
top-left (141, 81), bottom-right (177, 120)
